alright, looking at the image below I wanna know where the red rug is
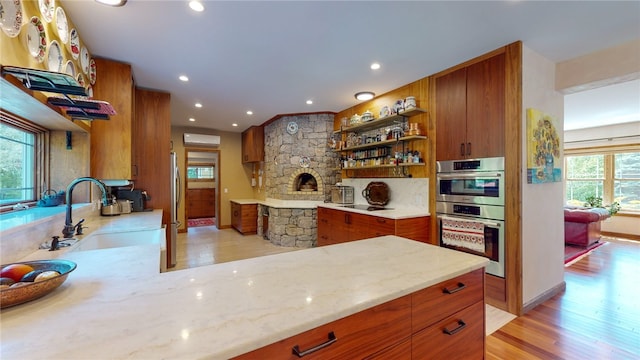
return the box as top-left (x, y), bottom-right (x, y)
top-left (188, 217), bottom-right (215, 227)
top-left (564, 241), bottom-right (606, 266)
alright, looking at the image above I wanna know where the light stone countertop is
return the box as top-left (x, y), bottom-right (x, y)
top-left (318, 202), bottom-right (430, 219)
top-left (230, 198), bottom-right (430, 218)
top-left (0, 236), bottom-right (487, 359)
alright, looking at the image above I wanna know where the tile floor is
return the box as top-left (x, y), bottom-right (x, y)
top-left (169, 224), bottom-right (515, 334)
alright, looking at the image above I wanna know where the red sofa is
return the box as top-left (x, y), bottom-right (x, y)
top-left (564, 208), bottom-right (610, 247)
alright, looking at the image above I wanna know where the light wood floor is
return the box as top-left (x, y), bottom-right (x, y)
top-left (486, 237), bottom-right (640, 359)
top-left (168, 225), bottom-right (301, 271)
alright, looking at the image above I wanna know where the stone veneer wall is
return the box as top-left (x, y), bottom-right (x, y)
top-left (264, 113), bottom-right (338, 201)
top-left (258, 205), bottom-right (317, 247)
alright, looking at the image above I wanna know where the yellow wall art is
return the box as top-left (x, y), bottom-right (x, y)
top-left (527, 108), bottom-right (561, 184)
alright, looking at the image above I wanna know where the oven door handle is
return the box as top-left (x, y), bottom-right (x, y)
top-left (436, 173), bottom-right (502, 179)
top-left (438, 214), bottom-right (501, 228)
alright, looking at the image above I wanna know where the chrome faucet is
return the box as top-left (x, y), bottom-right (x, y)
top-left (62, 177), bottom-right (109, 238)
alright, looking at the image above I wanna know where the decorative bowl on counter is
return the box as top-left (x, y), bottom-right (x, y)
top-left (0, 259), bottom-right (77, 309)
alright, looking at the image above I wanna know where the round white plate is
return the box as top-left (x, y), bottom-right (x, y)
top-left (89, 58), bottom-right (96, 84)
top-left (69, 28), bottom-right (80, 59)
top-left (0, 0), bottom-right (23, 38)
top-left (80, 46), bottom-right (90, 75)
top-left (55, 6), bottom-right (68, 44)
top-left (76, 73), bottom-right (85, 87)
top-left (38, 0), bottom-right (54, 23)
top-left (27, 16), bottom-right (46, 63)
top-left (64, 59), bottom-right (75, 77)
top-left (299, 156), bottom-right (310, 168)
top-left (47, 40), bottom-right (63, 72)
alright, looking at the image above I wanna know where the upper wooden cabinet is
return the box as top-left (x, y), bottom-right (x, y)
top-left (436, 52), bottom-right (505, 161)
top-left (241, 126), bottom-right (264, 163)
top-left (90, 58), bottom-right (135, 179)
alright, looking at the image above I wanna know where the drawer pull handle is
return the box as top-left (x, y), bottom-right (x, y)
top-left (443, 282), bottom-right (466, 294)
top-left (292, 331), bottom-right (337, 357)
top-left (443, 320), bottom-right (466, 336)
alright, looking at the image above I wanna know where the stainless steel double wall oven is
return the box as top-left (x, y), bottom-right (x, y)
top-left (436, 157), bottom-right (505, 277)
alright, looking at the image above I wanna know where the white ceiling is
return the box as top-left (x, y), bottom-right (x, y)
top-left (60, 0), bottom-right (640, 133)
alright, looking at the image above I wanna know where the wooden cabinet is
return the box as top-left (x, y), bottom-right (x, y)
top-left (241, 126), bottom-right (264, 163)
top-left (317, 207), bottom-right (429, 246)
top-left (233, 295), bottom-right (412, 360)
top-left (436, 53), bottom-right (505, 161)
top-left (186, 188), bottom-right (215, 219)
top-left (233, 269), bottom-right (484, 360)
top-left (90, 58), bottom-right (135, 179)
top-left (231, 201), bottom-right (258, 234)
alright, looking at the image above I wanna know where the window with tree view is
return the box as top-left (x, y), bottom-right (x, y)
top-left (565, 151), bottom-right (640, 212)
top-left (0, 122), bottom-right (35, 206)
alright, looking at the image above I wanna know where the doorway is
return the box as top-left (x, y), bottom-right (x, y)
top-left (184, 149), bottom-right (220, 228)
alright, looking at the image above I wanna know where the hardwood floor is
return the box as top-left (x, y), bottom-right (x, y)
top-left (486, 237), bottom-right (640, 360)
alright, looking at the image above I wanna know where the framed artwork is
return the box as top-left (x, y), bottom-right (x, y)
top-left (526, 108), bottom-right (562, 184)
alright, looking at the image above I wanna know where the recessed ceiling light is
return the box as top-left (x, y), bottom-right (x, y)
top-left (306, 100), bottom-right (313, 105)
top-left (232, 123), bottom-right (238, 127)
top-left (195, 103), bottom-right (202, 108)
top-left (370, 63), bottom-right (381, 70)
top-left (179, 75), bottom-right (189, 82)
top-left (246, 110), bottom-right (253, 115)
top-left (188, 118), bottom-right (195, 122)
top-left (94, 0), bottom-right (127, 6)
top-left (355, 91), bottom-right (375, 101)
top-left (189, 1), bottom-right (204, 12)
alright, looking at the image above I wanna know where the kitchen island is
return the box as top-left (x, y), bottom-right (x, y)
top-left (1, 236), bottom-right (487, 359)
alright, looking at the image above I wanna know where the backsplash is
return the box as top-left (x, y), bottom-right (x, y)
top-left (340, 178), bottom-right (429, 210)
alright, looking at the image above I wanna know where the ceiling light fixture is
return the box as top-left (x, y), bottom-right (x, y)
top-left (188, 118), bottom-right (195, 122)
top-left (179, 75), bottom-right (189, 82)
top-left (189, 1), bottom-right (204, 12)
top-left (94, 0), bottom-right (127, 7)
top-left (370, 63), bottom-right (381, 70)
top-left (246, 110), bottom-right (253, 115)
top-left (232, 123), bottom-right (238, 127)
top-left (306, 100), bottom-right (313, 105)
top-left (195, 103), bottom-right (202, 108)
top-left (355, 91), bottom-right (375, 101)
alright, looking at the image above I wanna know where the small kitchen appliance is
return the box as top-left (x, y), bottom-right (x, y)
top-left (331, 185), bottom-right (354, 204)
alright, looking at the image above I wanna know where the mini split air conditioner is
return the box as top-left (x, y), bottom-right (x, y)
top-left (183, 133), bottom-right (221, 147)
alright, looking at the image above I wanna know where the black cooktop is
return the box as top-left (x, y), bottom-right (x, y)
top-left (341, 204), bottom-right (392, 211)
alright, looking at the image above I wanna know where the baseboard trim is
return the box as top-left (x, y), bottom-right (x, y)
top-left (217, 224), bottom-right (232, 230)
top-left (602, 231), bottom-right (640, 241)
top-left (522, 281), bottom-right (566, 314)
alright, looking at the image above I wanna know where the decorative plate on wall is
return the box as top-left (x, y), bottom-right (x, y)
top-left (286, 121), bottom-right (298, 135)
top-left (64, 59), bottom-right (75, 77)
top-left (69, 28), bottom-right (80, 59)
top-left (54, 6), bottom-right (68, 44)
top-left (299, 156), bottom-right (310, 168)
top-left (0, 0), bottom-right (22, 38)
top-left (46, 40), bottom-right (63, 72)
top-left (89, 58), bottom-right (96, 84)
top-left (27, 16), bottom-right (47, 63)
top-left (38, 0), bottom-right (54, 23)
top-left (80, 46), bottom-right (90, 75)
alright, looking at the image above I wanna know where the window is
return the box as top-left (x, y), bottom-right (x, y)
top-left (187, 163), bottom-right (215, 181)
top-left (0, 122), bottom-right (36, 206)
top-left (565, 151), bottom-right (640, 212)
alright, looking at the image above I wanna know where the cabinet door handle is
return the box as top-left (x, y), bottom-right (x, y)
top-left (460, 143), bottom-right (465, 156)
top-left (442, 282), bottom-right (466, 294)
top-left (467, 142), bottom-right (471, 156)
top-left (292, 331), bottom-right (337, 357)
top-left (233, 211), bottom-right (239, 217)
top-left (443, 320), bottom-right (467, 336)
top-left (345, 214), bottom-right (351, 224)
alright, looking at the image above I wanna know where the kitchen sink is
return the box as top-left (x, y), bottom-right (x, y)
top-left (71, 228), bottom-right (167, 272)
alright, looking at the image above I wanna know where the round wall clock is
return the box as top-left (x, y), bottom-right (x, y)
top-left (286, 121), bottom-right (298, 135)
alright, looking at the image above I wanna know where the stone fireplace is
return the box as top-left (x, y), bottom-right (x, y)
top-left (288, 168), bottom-right (324, 194)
